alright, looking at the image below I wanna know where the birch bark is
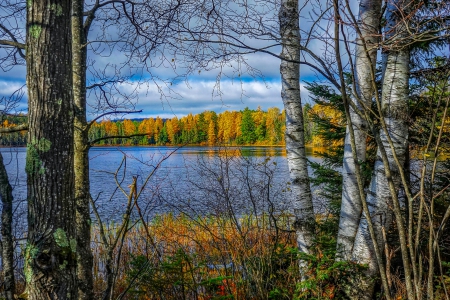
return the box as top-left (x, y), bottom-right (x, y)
top-left (336, 0), bottom-right (382, 261)
top-left (279, 0), bottom-right (315, 255)
top-left (351, 0), bottom-right (410, 297)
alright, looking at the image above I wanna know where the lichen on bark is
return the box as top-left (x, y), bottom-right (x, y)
top-left (49, 3), bottom-right (63, 16)
top-left (29, 25), bottom-right (42, 38)
top-left (59, 260), bottom-right (68, 270)
top-left (54, 228), bottom-right (69, 248)
top-left (25, 138), bottom-right (51, 175)
top-left (70, 238), bottom-right (77, 253)
top-left (24, 243), bottom-right (39, 283)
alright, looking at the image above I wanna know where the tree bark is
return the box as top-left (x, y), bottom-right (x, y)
top-left (351, 1), bottom-right (410, 298)
top-left (279, 0), bottom-right (315, 256)
top-left (0, 152), bottom-right (15, 300)
top-left (25, 0), bottom-right (77, 298)
top-left (72, 0), bottom-right (94, 298)
top-left (336, 0), bottom-right (382, 261)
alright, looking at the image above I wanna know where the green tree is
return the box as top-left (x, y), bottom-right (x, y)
top-left (196, 113), bottom-right (208, 143)
top-left (240, 107), bottom-right (257, 144)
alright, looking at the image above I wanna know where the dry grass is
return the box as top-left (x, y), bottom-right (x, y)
top-left (91, 213), bottom-right (300, 299)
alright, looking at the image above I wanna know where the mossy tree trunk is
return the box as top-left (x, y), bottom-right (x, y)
top-left (72, 0), bottom-right (94, 298)
top-left (25, 0), bottom-right (77, 298)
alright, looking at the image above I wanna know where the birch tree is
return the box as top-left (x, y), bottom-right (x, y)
top-left (279, 0), bottom-right (315, 256)
top-left (349, 0), bottom-right (412, 298)
top-left (336, 0), bottom-right (382, 261)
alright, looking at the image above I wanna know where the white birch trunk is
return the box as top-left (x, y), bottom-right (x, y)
top-left (279, 0), bottom-right (315, 255)
top-left (351, 0), bottom-right (410, 297)
top-left (336, 0), bottom-right (382, 261)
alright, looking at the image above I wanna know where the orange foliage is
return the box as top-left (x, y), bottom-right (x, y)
top-left (166, 117), bottom-right (180, 143)
top-left (91, 214), bottom-right (299, 299)
top-left (123, 119), bottom-right (136, 136)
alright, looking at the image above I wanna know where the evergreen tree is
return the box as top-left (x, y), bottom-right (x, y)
top-left (240, 107), bottom-right (257, 144)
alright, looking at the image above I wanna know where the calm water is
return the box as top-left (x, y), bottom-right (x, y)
top-left (0, 146), bottom-right (323, 224)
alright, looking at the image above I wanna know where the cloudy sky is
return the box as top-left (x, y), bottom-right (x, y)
top-left (0, 0), bottom-right (348, 120)
top-left (0, 47), bottom-right (317, 121)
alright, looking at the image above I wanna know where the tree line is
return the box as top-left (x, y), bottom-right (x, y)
top-left (0, 105), bottom-right (344, 147)
top-left (89, 107), bottom-right (286, 146)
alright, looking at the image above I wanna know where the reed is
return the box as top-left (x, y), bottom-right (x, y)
top-left (91, 212), bottom-right (301, 299)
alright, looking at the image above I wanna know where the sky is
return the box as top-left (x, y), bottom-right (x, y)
top-left (0, 0), bottom-right (354, 120)
top-left (0, 44), bottom-right (317, 121)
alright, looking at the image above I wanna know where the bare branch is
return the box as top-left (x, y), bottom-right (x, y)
top-left (0, 23), bottom-right (26, 59)
top-left (87, 110), bottom-right (142, 129)
top-left (88, 132), bottom-right (148, 145)
top-left (0, 123), bottom-right (27, 133)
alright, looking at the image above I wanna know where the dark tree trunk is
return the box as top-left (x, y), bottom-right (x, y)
top-left (25, 0), bottom-right (77, 298)
top-left (72, 0), bottom-right (94, 298)
top-left (0, 152), bottom-right (15, 300)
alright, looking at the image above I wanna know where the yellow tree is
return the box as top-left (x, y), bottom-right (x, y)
top-left (123, 119), bottom-right (136, 136)
top-left (208, 120), bottom-right (216, 145)
top-left (265, 107), bottom-right (279, 144)
top-left (104, 120), bottom-right (119, 137)
top-left (102, 120), bottom-right (119, 144)
top-left (222, 111), bottom-right (237, 143)
top-left (166, 116), bottom-right (180, 144)
top-left (234, 111), bottom-right (242, 140)
top-left (308, 104), bottom-right (343, 147)
top-left (217, 113), bottom-right (225, 143)
top-left (122, 119), bottom-right (137, 145)
top-left (139, 118), bottom-right (155, 142)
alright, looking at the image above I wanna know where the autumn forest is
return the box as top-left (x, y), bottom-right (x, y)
top-left (0, 104), bottom-right (340, 147)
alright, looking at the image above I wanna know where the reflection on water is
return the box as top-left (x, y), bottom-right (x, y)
top-left (174, 146), bottom-right (328, 158)
top-left (171, 146), bottom-right (286, 157)
top-left (1, 146), bottom-right (325, 224)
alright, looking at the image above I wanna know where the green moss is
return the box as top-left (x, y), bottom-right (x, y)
top-left (59, 260), bottom-right (68, 270)
top-left (70, 238), bottom-right (77, 253)
top-left (24, 243), bottom-right (38, 283)
top-left (25, 138), bottom-right (51, 175)
top-left (57, 99), bottom-right (63, 105)
top-left (25, 144), bottom-right (41, 175)
top-left (29, 25), bottom-right (42, 39)
top-left (34, 138), bottom-right (51, 152)
top-left (28, 245), bottom-right (39, 258)
top-left (24, 262), bottom-right (33, 283)
top-left (53, 228), bottom-right (69, 248)
top-left (26, 0), bottom-right (32, 7)
top-left (49, 3), bottom-right (63, 16)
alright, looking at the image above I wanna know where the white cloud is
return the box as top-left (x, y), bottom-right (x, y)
top-left (86, 78), bottom-right (313, 119)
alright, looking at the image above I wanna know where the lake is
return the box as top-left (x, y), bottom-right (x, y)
top-left (0, 146), bottom-right (324, 226)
